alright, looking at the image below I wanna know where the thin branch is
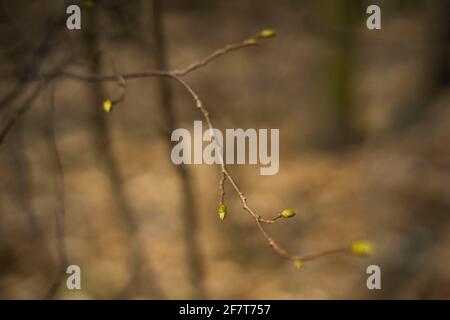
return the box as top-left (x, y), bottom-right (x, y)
top-left (301, 247), bottom-right (349, 262)
top-left (169, 74), bottom-right (296, 259)
top-left (36, 32), bottom-right (263, 82)
top-left (0, 57), bottom-right (73, 145)
top-left (3, 30), bottom-right (361, 266)
top-left (219, 171), bottom-right (225, 204)
top-left (0, 84), bottom-right (43, 144)
top-left (44, 81), bottom-right (68, 299)
top-left (54, 70), bottom-right (171, 82)
top-left (0, 15), bottom-right (65, 112)
top-left (173, 41), bottom-right (257, 76)
top-left (170, 75), bottom-right (277, 220)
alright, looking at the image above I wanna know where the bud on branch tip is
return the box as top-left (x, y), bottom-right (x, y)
top-left (350, 240), bottom-right (374, 256)
top-left (218, 202), bottom-right (227, 221)
top-left (259, 29), bottom-right (276, 38)
top-left (281, 208), bottom-right (296, 218)
top-left (294, 258), bottom-right (303, 269)
top-left (103, 99), bottom-right (113, 113)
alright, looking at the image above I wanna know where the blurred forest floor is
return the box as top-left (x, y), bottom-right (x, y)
top-left (0, 0), bottom-right (449, 299)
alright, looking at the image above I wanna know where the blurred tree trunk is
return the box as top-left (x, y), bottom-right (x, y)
top-left (139, 0), bottom-right (206, 299)
top-left (44, 83), bottom-right (69, 299)
top-left (394, 0), bottom-right (449, 129)
top-left (8, 122), bottom-right (40, 238)
top-left (83, 6), bottom-right (164, 299)
top-left (317, 0), bottom-right (363, 147)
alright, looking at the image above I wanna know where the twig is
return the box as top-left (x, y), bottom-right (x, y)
top-left (301, 247), bottom-right (349, 262)
top-left (44, 81), bottom-right (68, 299)
top-left (173, 42), bottom-right (257, 76)
top-left (0, 15), bottom-right (65, 112)
top-left (5, 30), bottom-right (362, 267)
top-left (169, 74), bottom-right (296, 259)
top-left (169, 75), bottom-right (277, 220)
top-left (0, 84), bottom-right (43, 144)
top-left (0, 57), bottom-right (73, 145)
top-left (219, 171), bottom-right (225, 204)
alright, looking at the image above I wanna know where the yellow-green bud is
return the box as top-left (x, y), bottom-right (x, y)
top-left (350, 240), bottom-right (374, 256)
top-left (294, 258), bottom-right (303, 269)
top-left (260, 29), bottom-right (276, 38)
top-left (243, 38), bottom-right (259, 46)
top-left (103, 99), bottom-right (113, 113)
top-left (218, 202), bottom-right (227, 221)
top-left (281, 208), bottom-right (296, 218)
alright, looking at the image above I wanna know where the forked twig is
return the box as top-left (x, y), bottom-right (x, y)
top-left (3, 30), bottom-right (372, 267)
